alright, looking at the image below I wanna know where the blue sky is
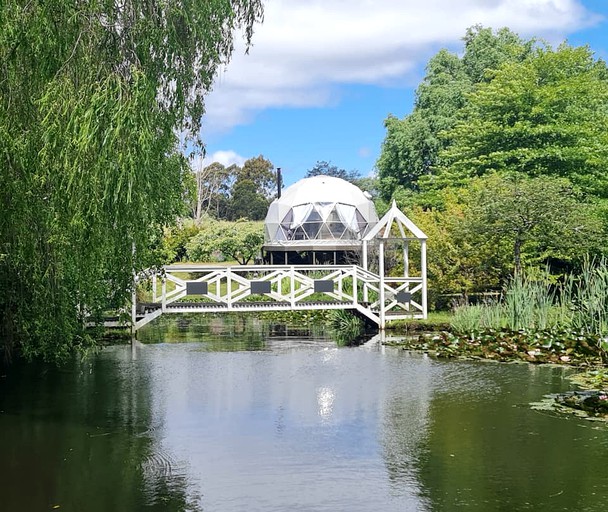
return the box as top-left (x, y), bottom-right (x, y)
top-left (199, 0), bottom-right (608, 187)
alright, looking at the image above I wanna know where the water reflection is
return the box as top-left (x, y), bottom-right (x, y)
top-left (1, 316), bottom-right (608, 511)
top-left (0, 347), bottom-right (200, 511)
top-left (413, 362), bottom-right (608, 511)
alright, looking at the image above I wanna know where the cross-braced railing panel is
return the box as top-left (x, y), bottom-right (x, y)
top-left (138, 264), bottom-right (426, 330)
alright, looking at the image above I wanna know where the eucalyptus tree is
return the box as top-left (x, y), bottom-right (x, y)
top-left (228, 179), bottom-right (270, 221)
top-left (192, 162), bottom-right (233, 222)
top-left (238, 155), bottom-right (276, 198)
top-left (305, 160), bottom-right (361, 183)
top-left (0, 0), bottom-right (264, 362)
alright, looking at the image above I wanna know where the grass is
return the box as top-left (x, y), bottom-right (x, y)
top-left (386, 311), bottom-right (453, 333)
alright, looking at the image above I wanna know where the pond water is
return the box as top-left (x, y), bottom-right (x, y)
top-left (1, 315), bottom-right (608, 511)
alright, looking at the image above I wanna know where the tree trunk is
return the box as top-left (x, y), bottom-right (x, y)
top-left (513, 238), bottom-right (522, 276)
top-left (195, 170), bottom-right (203, 224)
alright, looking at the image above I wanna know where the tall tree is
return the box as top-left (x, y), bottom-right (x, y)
top-left (192, 162), bottom-right (232, 222)
top-left (239, 155), bottom-right (276, 197)
top-left (0, 1), bottom-right (264, 362)
top-left (437, 44), bottom-right (608, 197)
top-left (305, 161), bottom-right (361, 183)
top-left (377, 26), bottom-right (531, 199)
top-left (228, 179), bottom-right (269, 221)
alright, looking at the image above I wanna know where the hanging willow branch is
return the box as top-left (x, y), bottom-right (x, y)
top-left (0, 0), bottom-right (264, 362)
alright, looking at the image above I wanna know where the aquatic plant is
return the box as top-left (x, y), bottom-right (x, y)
top-left (503, 273), bottom-right (554, 331)
top-left (451, 261), bottom-right (608, 338)
top-left (328, 309), bottom-right (365, 346)
top-left (563, 257), bottom-right (608, 337)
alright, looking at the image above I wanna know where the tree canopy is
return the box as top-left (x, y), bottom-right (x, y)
top-left (436, 44), bottom-right (608, 197)
top-left (376, 25), bottom-right (608, 300)
top-left (464, 174), bottom-right (602, 275)
top-left (377, 26), bottom-right (533, 198)
top-left (0, 0), bottom-right (264, 362)
top-left (190, 155), bottom-right (274, 223)
top-left (187, 219), bottom-right (264, 265)
top-left (305, 160), bottom-right (361, 183)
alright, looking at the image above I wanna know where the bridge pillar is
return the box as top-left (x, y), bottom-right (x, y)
top-left (379, 240), bottom-right (386, 330)
top-left (131, 281), bottom-right (137, 336)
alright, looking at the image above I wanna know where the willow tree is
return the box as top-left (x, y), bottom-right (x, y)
top-left (0, 1), bottom-right (264, 362)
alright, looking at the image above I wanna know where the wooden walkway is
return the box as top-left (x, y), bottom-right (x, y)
top-left (132, 264), bottom-right (427, 331)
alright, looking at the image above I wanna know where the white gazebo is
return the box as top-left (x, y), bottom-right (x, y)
top-left (362, 200), bottom-right (428, 327)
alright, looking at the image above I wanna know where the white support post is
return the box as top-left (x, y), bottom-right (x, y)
top-left (338, 270), bottom-right (343, 299)
top-left (290, 266), bottom-right (295, 307)
top-left (404, 240), bottom-right (410, 312)
top-left (152, 274), bottom-right (157, 302)
top-left (161, 277), bottom-right (167, 313)
top-left (227, 268), bottom-right (232, 309)
top-left (352, 265), bottom-right (358, 306)
top-left (421, 239), bottom-right (428, 319)
top-left (379, 241), bottom-right (386, 329)
top-left (362, 240), bottom-right (369, 303)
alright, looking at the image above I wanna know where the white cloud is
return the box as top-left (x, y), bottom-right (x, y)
top-left (202, 0), bottom-right (601, 133)
top-left (191, 150), bottom-right (248, 171)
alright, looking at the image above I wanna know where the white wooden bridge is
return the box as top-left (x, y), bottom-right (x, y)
top-left (130, 201), bottom-right (428, 332)
top-left (132, 262), bottom-right (426, 332)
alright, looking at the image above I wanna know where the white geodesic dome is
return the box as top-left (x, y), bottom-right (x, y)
top-left (264, 175), bottom-right (379, 246)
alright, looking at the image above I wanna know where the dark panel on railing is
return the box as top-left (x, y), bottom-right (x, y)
top-left (251, 281), bottom-right (272, 294)
top-left (396, 291), bottom-right (411, 303)
top-left (314, 280), bottom-right (334, 293)
top-left (186, 281), bottom-right (208, 295)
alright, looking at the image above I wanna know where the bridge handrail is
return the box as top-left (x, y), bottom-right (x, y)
top-left (135, 263), bottom-right (426, 330)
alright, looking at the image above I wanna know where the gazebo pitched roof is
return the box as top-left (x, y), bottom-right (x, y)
top-left (363, 200), bottom-right (427, 241)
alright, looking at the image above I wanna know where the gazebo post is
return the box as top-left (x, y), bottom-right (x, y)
top-left (362, 240), bottom-right (369, 303)
top-left (404, 240), bottom-right (410, 312)
top-left (379, 240), bottom-right (385, 329)
top-left (421, 239), bottom-right (428, 318)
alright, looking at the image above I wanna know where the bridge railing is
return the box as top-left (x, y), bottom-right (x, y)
top-left (138, 263), bottom-right (425, 329)
top-left (153, 264), bottom-right (361, 307)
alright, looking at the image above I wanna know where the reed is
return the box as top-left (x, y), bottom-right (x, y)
top-left (451, 304), bottom-right (486, 333)
top-left (451, 258), bottom-right (608, 338)
top-left (503, 273), bottom-right (554, 331)
top-left (563, 257), bottom-right (608, 336)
